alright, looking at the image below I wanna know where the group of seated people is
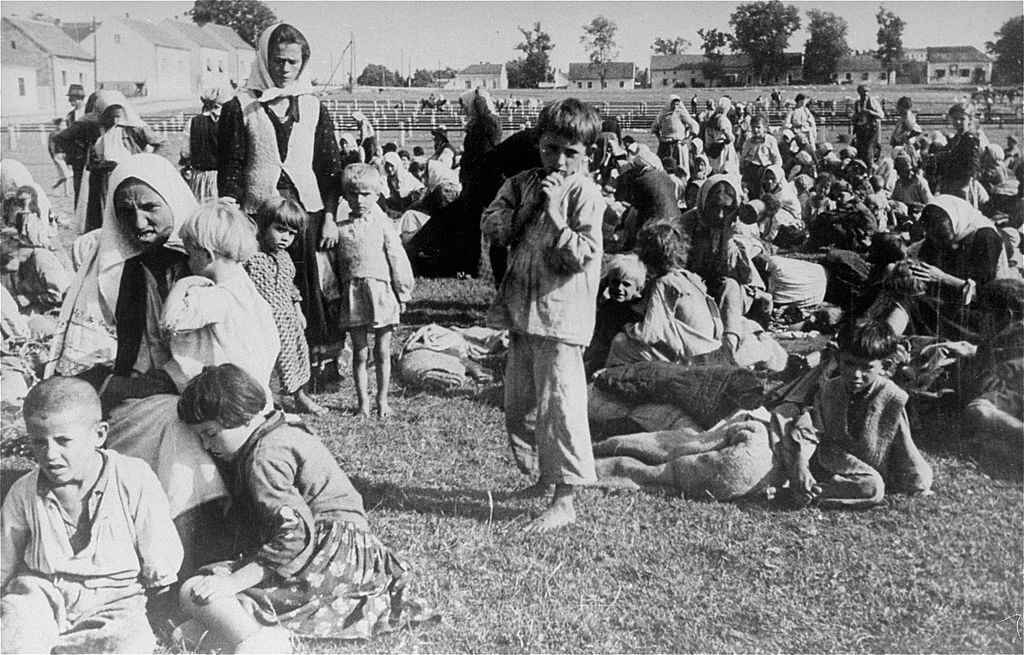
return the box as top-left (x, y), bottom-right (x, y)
top-left (0, 86), bottom-right (1021, 653)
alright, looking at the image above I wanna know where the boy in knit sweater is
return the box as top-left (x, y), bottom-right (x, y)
top-left (482, 98), bottom-right (604, 532)
top-left (784, 319), bottom-right (933, 508)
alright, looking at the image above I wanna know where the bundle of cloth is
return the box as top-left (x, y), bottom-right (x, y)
top-left (589, 361), bottom-right (765, 437)
top-left (398, 323), bottom-right (507, 391)
top-left (592, 407), bottom-right (784, 501)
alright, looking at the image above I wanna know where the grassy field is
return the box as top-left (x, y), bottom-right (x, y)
top-left (2, 126), bottom-right (1023, 654)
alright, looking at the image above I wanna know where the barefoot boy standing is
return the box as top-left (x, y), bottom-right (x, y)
top-left (482, 98), bottom-right (604, 532)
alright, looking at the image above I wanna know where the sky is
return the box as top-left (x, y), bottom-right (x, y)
top-left (5, 0), bottom-right (1021, 82)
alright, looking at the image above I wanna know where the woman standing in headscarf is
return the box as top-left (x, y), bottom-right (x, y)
top-left (218, 23), bottom-right (343, 361)
top-left (457, 86), bottom-right (503, 275)
top-left (651, 94), bottom-right (700, 180)
top-left (383, 151), bottom-right (424, 213)
top-left (53, 90), bottom-right (164, 234)
top-left (180, 84), bottom-right (231, 203)
top-left (705, 97), bottom-right (739, 176)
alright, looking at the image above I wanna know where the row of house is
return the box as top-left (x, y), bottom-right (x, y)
top-left (1, 14), bottom-right (253, 116)
top-left (441, 44), bottom-right (991, 93)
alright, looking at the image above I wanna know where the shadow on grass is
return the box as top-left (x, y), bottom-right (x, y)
top-left (352, 476), bottom-right (529, 523)
top-left (403, 299), bottom-right (488, 328)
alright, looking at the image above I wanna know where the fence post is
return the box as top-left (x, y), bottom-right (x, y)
top-left (39, 123), bottom-right (48, 148)
top-left (7, 122), bottom-right (18, 151)
top-left (399, 123), bottom-right (406, 148)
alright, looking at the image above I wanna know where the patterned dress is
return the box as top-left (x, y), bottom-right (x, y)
top-left (201, 413), bottom-right (438, 639)
top-left (245, 250), bottom-right (310, 394)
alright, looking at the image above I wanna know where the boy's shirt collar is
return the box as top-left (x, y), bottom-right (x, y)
top-left (36, 450), bottom-right (109, 515)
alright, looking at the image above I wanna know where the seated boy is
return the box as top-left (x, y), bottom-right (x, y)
top-left (1, 377), bottom-right (183, 653)
top-left (783, 318), bottom-right (933, 508)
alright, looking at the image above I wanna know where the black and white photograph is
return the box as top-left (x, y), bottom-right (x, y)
top-left (0, 0), bottom-right (1021, 652)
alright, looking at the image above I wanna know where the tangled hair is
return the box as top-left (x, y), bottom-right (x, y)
top-left (23, 376), bottom-right (101, 426)
top-left (255, 196), bottom-right (307, 235)
top-left (976, 278), bottom-right (1024, 319)
top-left (636, 222), bottom-right (691, 276)
top-left (896, 96), bottom-right (913, 113)
top-left (750, 115), bottom-right (767, 129)
top-left (866, 232), bottom-right (906, 266)
top-left (268, 24), bottom-right (310, 65)
top-left (603, 253), bottom-right (647, 288)
top-left (536, 98), bottom-right (602, 148)
top-left (179, 200), bottom-right (258, 262)
top-left (177, 364), bottom-right (267, 428)
top-left (14, 185), bottom-right (39, 214)
top-left (837, 317), bottom-right (898, 361)
top-left (342, 163), bottom-right (383, 195)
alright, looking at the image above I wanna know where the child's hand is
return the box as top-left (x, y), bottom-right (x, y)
top-left (540, 175), bottom-right (567, 228)
top-left (399, 302), bottom-right (406, 314)
top-left (295, 303), bottom-right (307, 330)
top-left (188, 574), bottom-right (238, 605)
top-left (794, 467), bottom-right (820, 497)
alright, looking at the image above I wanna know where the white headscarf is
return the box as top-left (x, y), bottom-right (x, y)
top-left (926, 194), bottom-right (995, 244)
top-left (87, 89), bottom-right (146, 128)
top-left (246, 23), bottom-right (314, 103)
top-left (48, 154), bottom-right (199, 375)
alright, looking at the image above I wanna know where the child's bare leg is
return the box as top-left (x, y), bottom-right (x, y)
top-left (374, 327), bottom-right (393, 416)
top-left (350, 327), bottom-right (371, 416)
top-left (179, 576), bottom-right (261, 648)
top-left (293, 384), bottom-right (326, 415)
top-left (524, 483), bottom-right (577, 533)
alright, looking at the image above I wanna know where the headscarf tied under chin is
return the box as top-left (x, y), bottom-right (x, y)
top-left (96, 154), bottom-right (199, 307)
top-left (660, 94), bottom-right (683, 116)
top-left (461, 86), bottom-right (498, 121)
top-left (246, 23), bottom-right (314, 103)
top-left (631, 144), bottom-right (664, 172)
top-left (696, 174), bottom-right (742, 222)
top-left (925, 194), bottom-right (995, 244)
top-left (48, 154), bottom-right (199, 377)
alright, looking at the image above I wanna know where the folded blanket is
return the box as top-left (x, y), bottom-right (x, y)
top-left (399, 348), bottom-right (466, 392)
top-left (595, 362), bottom-right (764, 430)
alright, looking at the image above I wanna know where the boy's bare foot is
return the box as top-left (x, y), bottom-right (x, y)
top-left (375, 400), bottom-right (391, 418)
top-left (506, 480), bottom-right (553, 499)
top-left (523, 493), bottom-right (576, 533)
top-left (355, 404), bottom-right (371, 418)
top-left (294, 390), bottom-right (328, 416)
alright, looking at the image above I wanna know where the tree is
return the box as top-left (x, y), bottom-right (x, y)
top-left (509, 22), bottom-right (555, 88)
top-left (410, 69), bottom-right (436, 88)
top-left (987, 15), bottom-right (1023, 85)
top-left (580, 15), bottom-right (618, 88)
top-left (652, 37), bottom-right (691, 55)
top-left (189, 0), bottom-right (277, 48)
top-left (729, 1), bottom-right (801, 85)
top-left (803, 9), bottom-right (849, 84)
top-left (697, 28), bottom-right (732, 87)
top-left (874, 5), bottom-right (905, 79)
top-left (356, 64), bottom-right (403, 87)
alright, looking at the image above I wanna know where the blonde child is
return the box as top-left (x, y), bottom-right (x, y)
top-left (245, 197), bottom-right (325, 415)
top-left (162, 200), bottom-right (280, 400)
top-left (481, 98), bottom-right (604, 532)
top-left (335, 164), bottom-right (414, 417)
top-left (1, 377), bottom-right (182, 653)
top-left (176, 364), bottom-right (436, 651)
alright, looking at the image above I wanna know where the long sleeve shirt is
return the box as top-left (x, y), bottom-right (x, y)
top-left (221, 412), bottom-right (368, 577)
top-left (1, 450), bottom-right (182, 590)
top-left (741, 134), bottom-right (783, 168)
top-left (482, 168), bottom-right (604, 346)
top-left (333, 205), bottom-right (415, 302)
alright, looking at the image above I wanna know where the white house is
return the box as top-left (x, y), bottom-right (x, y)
top-left (447, 63), bottom-right (507, 91)
top-left (1, 16), bottom-right (94, 116)
top-left (202, 23), bottom-right (255, 88)
top-left (1, 43), bottom-right (41, 116)
top-left (835, 54), bottom-right (893, 86)
top-left (538, 69), bottom-right (570, 89)
top-left (161, 20), bottom-right (231, 94)
top-left (78, 17), bottom-right (192, 100)
top-left (926, 46), bottom-right (992, 85)
top-left (650, 53), bottom-right (804, 88)
top-left (568, 62), bottom-right (636, 91)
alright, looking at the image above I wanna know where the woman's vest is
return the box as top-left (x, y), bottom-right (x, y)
top-left (240, 93), bottom-right (323, 214)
